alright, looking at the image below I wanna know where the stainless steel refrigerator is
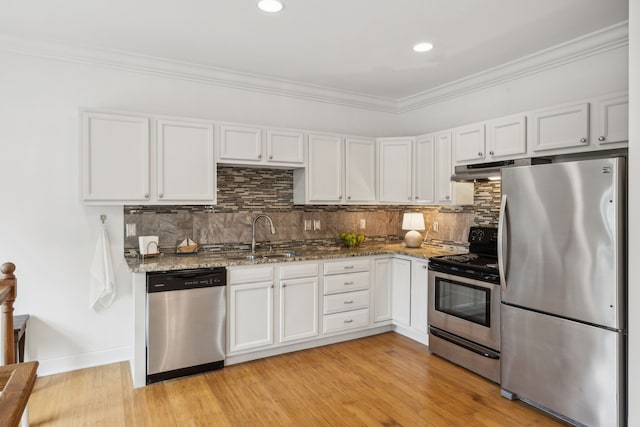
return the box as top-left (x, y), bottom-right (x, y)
top-left (499, 157), bottom-right (626, 426)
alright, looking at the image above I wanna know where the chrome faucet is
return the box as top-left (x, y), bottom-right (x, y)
top-left (251, 214), bottom-right (276, 253)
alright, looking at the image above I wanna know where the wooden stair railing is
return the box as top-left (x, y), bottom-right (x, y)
top-left (0, 263), bottom-right (38, 427)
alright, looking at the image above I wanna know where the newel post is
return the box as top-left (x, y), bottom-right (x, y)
top-left (0, 262), bottom-right (16, 365)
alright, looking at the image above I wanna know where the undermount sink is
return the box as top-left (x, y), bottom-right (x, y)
top-left (226, 251), bottom-right (301, 260)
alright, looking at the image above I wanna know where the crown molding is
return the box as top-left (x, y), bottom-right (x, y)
top-left (0, 21), bottom-right (629, 115)
top-left (397, 21), bottom-right (629, 113)
top-left (0, 35), bottom-right (398, 114)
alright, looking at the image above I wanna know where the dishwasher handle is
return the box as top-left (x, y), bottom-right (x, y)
top-left (147, 268), bottom-right (226, 293)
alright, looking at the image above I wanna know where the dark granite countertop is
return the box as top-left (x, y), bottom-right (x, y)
top-left (125, 243), bottom-right (466, 273)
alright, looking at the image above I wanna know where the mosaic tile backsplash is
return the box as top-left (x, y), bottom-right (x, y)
top-left (124, 167), bottom-right (500, 253)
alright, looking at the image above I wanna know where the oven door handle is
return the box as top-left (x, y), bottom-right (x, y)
top-left (497, 194), bottom-right (508, 294)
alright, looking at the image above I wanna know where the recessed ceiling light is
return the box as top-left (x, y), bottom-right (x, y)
top-left (257, 0), bottom-right (284, 13)
top-left (413, 42), bottom-right (434, 53)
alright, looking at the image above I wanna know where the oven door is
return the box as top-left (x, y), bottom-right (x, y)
top-left (428, 269), bottom-right (500, 351)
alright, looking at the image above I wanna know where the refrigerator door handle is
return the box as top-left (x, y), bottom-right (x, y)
top-left (498, 194), bottom-right (508, 293)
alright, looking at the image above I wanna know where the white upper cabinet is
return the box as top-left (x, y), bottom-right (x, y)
top-left (434, 132), bottom-right (453, 203)
top-left (306, 134), bottom-right (344, 203)
top-left (82, 111), bottom-right (150, 202)
top-left (156, 119), bottom-right (215, 202)
top-left (218, 124), bottom-right (305, 167)
top-left (531, 102), bottom-right (590, 153)
top-left (414, 134), bottom-right (436, 204)
top-left (218, 124), bottom-right (262, 162)
top-left (266, 129), bottom-right (305, 164)
top-left (595, 94), bottom-right (628, 146)
top-left (345, 138), bottom-right (376, 203)
top-left (486, 115), bottom-right (527, 160)
top-left (294, 134), bottom-right (376, 204)
top-left (378, 137), bottom-right (414, 203)
top-left (453, 123), bottom-right (485, 165)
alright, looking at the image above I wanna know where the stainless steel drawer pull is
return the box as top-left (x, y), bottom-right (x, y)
top-left (344, 300), bottom-right (354, 304)
top-left (344, 265), bottom-right (354, 269)
top-left (344, 319), bottom-right (354, 324)
top-left (344, 281), bottom-right (354, 285)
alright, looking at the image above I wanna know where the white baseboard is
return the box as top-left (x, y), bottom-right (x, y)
top-left (392, 323), bottom-right (430, 346)
top-left (35, 346), bottom-right (131, 377)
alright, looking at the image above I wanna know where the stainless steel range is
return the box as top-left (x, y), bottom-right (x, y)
top-left (428, 226), bottom-right (501, 383)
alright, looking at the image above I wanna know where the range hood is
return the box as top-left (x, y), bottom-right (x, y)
top-left (451, 158), bottom-right (551, 182)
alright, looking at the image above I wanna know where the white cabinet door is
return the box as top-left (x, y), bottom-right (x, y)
top-left (378, 138), bottom-right (414, 203)
top-left (307, 134), bottom-right (343, 202)
top-left (453, 123), bottom-right (485, 165)
top-left (531, 103), bottom-right (590, 152)
top-left (414, 134), bottom-right (435, 204)
top-left (433, 132), bottom-right (453, 204)
top-left (82, 111), bottom-right (150, 202)
top-left (279, 277), bottom-right (319, 343)
top-left (266, 129), bottom-right (305, 165)
top-left (410, 260), bottom-right (429, 335)
top-left (345, 138), bottom-right (376, 203)
top-left (373, 258), bottom-right (393, 322)
top-left (218, 124), bottom-right (262, 162)
top-left (228, 281), bottom-right (274, 353)
top-left (391, 258), bottom-right (411, 327)
top-left (486, 115), bottom-right (527, 160)
top-left (156, 120), bottom-right (215, 202)
top-left (596, 95), bottom-right (628, 145)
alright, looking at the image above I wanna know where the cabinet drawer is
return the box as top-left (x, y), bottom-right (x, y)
top-left (323, 309), bottom-right (369, 334)
top-left (229, 266), bottom-right (273, 285)
top-left (324, 272), bottom-right (369, 295)
top-left (279, 262), bottom-right (318, 280)
top-left (323, 258), bottom-right (370, 275)
top-left (323, 290), bottom-right (369, 314)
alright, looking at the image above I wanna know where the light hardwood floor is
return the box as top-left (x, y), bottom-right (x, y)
top-left (28, 333), bottom-right (568, 426)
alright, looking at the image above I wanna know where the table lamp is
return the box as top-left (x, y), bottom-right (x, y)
top-left (402, 213), bottom-right (426, 248)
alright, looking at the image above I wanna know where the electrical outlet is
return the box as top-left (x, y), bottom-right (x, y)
top-left (304, 220), bottom-right (312, 231)
top-left (433, 222), bottom-right (439, 232)
top-left (313, 219), bottom-right (321, 231)
top-left (126, 223), bottom-right (137, 237)
top-left (359, 219), bottom-right (366, 229)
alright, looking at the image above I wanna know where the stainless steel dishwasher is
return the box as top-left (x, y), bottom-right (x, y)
top-left (146, 267), bottom-right (226, 384)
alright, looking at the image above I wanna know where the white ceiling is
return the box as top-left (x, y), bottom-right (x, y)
top-left (0, 0), bottom-right (628, 100)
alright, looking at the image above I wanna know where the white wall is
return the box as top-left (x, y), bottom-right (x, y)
top-left (0, 51), bottom-right (397, 375)
top-left (394, 46), bottom-right (628, 136)
top-left (627, 1), bottom-right (638, 425)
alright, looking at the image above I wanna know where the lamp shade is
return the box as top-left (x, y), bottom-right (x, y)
top-left (402, 213), bottom-right (425, 231)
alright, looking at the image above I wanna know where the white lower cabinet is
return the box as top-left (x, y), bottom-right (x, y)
top-left (322, 259), bottom-right (371, 334)
top-left (373, 258), bottom-right (393, 322)
top-left (278, 263), bottom-right (319, 343)
top-left (410, 260), bottom-right (429, 335)
top-left (391, 258), bottom-right (411, 327)
top-left (228, 280), bottom-right (274, 353)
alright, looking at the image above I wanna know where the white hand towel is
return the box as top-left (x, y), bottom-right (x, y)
top-left (90, 223), bottom-right (116, 310)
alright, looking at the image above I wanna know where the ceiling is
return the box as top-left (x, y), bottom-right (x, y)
top-left (0, 0), bottom-right (628, 100)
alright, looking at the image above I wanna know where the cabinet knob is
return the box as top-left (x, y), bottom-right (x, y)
top-left (282, 284), bottom-right (286, 288)
top-left (422, 265), bottom-right (427, 269)
top-left (143, 193), bottom-right (149, 199)
top-left (478, 152), bottom-right (483, 156)
top-left (489, 151), bottom-right (494, 155)
top-left (415, 196), bottom-right (419, 200)
top-left (445, 195), bottom-right (450, 200)
top-left (347, 196), bottom-right (351, 200)
top-left (579, 138), bottom-right (587, 143)
top-left (158, 193), bottom-right (163, 199)
top-left (258, 154), bottom-right (262, 159)
top-left (338, 195), bottom-right (342, 200)
top-left (598, 136), bottom-right (606, 142)
top-left (269, 155), bottom-right (273, 159)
